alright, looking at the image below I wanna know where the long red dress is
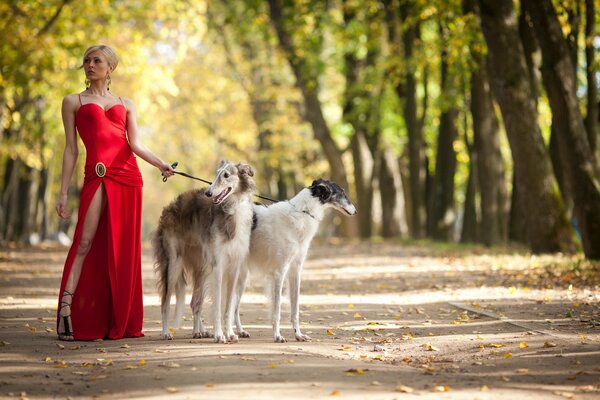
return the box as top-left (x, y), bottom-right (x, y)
top-left (57, 96), bottom-right (144, 340)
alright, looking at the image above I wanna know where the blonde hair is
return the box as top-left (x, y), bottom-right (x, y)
top-left (80, 44), bottom-right (119, 71)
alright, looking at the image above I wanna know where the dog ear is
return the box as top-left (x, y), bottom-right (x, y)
top-left (314, 182), bottom-right (331, 201)
top-left (217, 160), bottom-right (229, 169)
top-left (237, 163), bottom-right (254, 177)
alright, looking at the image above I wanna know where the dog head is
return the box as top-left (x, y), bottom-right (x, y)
top-left (205, 160), bottom-right (256, 205)
top-left (308, 179), bottom-right (357, 215)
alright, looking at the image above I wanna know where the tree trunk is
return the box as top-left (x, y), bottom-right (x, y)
top-left (461, 150), bottom-right (478, 243)
top-left (396, 2), bottom-right (427, 239)
top-left (380, 149), bottom-right (407, 237)
top-left (469, 52), bottom-right (507, 245)
top-left (478, 0), bottom-right (575, 254)
top-left (584, 0), bottom-right (597, 155)
top-left (508, 172), bottom-right (528, 244)
top-left (350, 132), bottom-right (374, 238)
top-left (522, 0), bottom-right (600, 259)
top-left (342, 0), bottom-right (377, 238)
top-left (428, 37), bottom-right (458, 241)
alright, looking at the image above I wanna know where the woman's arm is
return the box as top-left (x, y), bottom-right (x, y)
top-left (123, 98), bottom-right (174, 178)
top-left (56, 95), bottom-right (79, 219)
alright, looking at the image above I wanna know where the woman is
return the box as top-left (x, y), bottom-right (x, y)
top-left (56, 44), bottom-right (175, 340)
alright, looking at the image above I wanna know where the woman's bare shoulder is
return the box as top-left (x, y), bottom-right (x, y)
top-left (62, 93), bottom-right (81, 107)
top-left (120, 96), bottom-right (136, 109)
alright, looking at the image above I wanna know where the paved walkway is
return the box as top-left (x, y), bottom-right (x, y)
top-left (1, 241), bottom-right (599, 399)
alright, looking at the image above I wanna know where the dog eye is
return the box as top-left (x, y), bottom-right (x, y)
top-left (224, 172), bottom-right (230, 178)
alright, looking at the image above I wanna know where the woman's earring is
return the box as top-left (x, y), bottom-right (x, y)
top-left (106, 74), bottom-right (111, 91)
top-left (85, 78), bottom-right (90, 89)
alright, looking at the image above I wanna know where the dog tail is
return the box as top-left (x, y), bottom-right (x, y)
top-left (152, 224), bottom-right (170, 307)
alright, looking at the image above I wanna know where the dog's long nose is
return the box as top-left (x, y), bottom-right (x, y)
top-left (205, 190), bottom-right (212, 197)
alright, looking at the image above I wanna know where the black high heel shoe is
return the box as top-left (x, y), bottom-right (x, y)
top-left (58, 290), bottom-right (74, 341)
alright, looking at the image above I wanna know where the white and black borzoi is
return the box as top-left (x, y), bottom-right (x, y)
top-left (234, 179), bottom-right (357, 342)
top-left (153, 160), bottom-right (255, 343)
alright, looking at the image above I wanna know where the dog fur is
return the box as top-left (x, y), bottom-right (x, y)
top-left (153, 160), bottom-right (255, 343)
top-left (234, 179), bottom-right (357, 342)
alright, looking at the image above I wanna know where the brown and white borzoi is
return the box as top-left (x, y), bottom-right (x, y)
top-left (153, 160), bottom-right (255, 343)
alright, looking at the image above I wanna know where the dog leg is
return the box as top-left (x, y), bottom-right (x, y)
top-left (212, 263), bottom-right (226, 343)
top-left (234, 266), bottom-right (250, 338)
top-left (174, 280), bottom-right (186, 329)
top-left (272, 272), bottom-right (286, 343)
top-left (289, 261), bottom-right (311, 342)
top-left (161, 288), bottom-right (173, 340)
top-left (223, 264), bottom-right (240, 343)
top-left (191, 281), bottom-right (211, 339)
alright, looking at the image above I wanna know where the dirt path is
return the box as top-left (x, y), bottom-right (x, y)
top-left (1, 240), bottom-right (599, 399)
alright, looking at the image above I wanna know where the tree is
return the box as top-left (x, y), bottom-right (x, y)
top-left (266, 0), bottom-right (355, 236)
top-left (522, 0), bottom-right (600, 259)
top-left (464, 0), bottom-right (508, 246)
top-left (477, 0), bottom-right (575, 254)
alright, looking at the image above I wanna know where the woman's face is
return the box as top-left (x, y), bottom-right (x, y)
top-left (83, 50), bottom-right (112, 82)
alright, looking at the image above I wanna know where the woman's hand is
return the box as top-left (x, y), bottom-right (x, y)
top-left (159, 161), bottom-right (176, 180)
top-left (56, 194), bottom-right (71, 219)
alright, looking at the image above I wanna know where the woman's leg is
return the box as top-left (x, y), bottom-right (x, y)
top-left (58, 184), bottom-right (107, 340)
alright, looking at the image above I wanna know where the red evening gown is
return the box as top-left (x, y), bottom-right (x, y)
top-left (57, 96), bottom-right (144, 340)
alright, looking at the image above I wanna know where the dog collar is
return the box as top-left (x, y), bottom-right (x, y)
top-left (288, 201), bottom-right (318, 221)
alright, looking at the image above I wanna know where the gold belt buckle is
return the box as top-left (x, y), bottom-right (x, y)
top-left (95, 162), bottom-right (106, 177)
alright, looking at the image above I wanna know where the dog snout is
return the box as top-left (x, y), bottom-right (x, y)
top-left (205, 190), bottom-right (213, 197)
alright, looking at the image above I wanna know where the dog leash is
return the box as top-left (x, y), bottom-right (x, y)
top-left (163, 162), bottom-right (279, 203)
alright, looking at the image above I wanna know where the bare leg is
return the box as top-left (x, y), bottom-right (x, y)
top-left (58, 184), bottom-right (106, 340)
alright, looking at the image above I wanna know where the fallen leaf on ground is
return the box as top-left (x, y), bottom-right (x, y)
top-left (330, 389), bottom-right (341, 396)
top-left (516, 368), bottom-right (529, 374)
top-left (519, 341), bottom-right (529, 348)
top-left (544, 341), bottom-right (557, 348)
top-left (53, 360), bottom-right (68, 368)
top-left (432, 385), bottom-right (450, 392)
top-left (345, 368), bottom-right (366, 374)
top-left (395, 384), bottom-right (414, 393)
top-left (164, 387), bottom-right (178, 393)
top-left (421, 343), bottom-right (439, 351)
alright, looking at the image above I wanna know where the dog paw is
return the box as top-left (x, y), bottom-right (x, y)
top-left (192, 330), bottom-right (212, 339)
top-left (274, 335), bottom-right (287, 343)
top-left (237, 330), bottom-right (250, 338)
top-left (227, 333), bottom-right (239, 343)
top-left (295, 333), bottom-right (312, 342)
top-left (162, 333), bottom-right (174, 340)
top-left (214, 333), bottom-right (227, 344)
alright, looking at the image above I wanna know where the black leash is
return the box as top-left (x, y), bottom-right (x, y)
top-left (163, 162), bottom-right (278, 203)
